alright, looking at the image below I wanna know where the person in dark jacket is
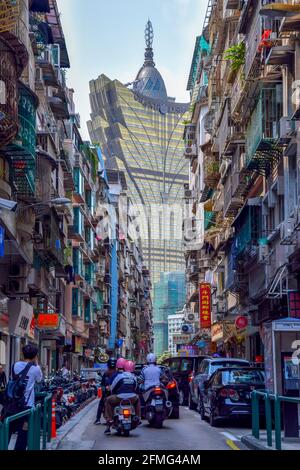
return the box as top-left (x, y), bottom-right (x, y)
top-left (0, 364), bottom-right (7, 389)
top-left (94, 358), bottom-right (117, 425)
top-left (104, 358), bottom-right (140, 435)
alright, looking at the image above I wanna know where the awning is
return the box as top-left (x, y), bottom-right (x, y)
top-left (232, 197), bottom-right (262, 226)
top-left (37, 148), bottom-right (58, 169)
top-left (30, 0), bottom-right (51, 13)
top-left (260, 3), bottom-right (300, 19)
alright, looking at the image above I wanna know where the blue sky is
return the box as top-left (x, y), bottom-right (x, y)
top-left (57, 0), bottom-right (207, 139)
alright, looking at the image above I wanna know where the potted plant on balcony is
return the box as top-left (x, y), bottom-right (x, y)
top-left (224, 42), bottom-right (246, 83)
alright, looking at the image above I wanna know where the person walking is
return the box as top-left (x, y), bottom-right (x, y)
top-left (2, 345), bottom-right (43, 450)
top-left (94, 357), bottom-right (117, 425)
top-left (0, 364), bottom-right (7, 389)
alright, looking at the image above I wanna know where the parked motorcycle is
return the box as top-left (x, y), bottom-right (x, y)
top-left (112, 398), bottom-right (140, 437)
top-left (144, 385), bottom-right (172, 428)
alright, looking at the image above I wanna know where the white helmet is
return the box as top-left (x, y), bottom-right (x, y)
top-left (147, 353), bottom-right (157, 364)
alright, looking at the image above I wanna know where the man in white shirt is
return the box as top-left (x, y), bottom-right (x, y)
top-left (9, 345), bottom-right (43, 450)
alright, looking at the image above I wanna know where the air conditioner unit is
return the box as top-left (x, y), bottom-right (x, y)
top-left (35, 67), bottom-right (44, 85)
top-left (184, 144), bottom-right (197, 158)
top-left (182, 324), bottom-right (193, 334)
top-left (7, 278), bottom-right (27, 295)
top-left (280, 219), bottom-right (295, 240)
top-left (33, 221), bottom-right (43, 243)
top-left (52, 44), bottom-right (61, 68)
top-left (184, 189), bottom-right (193, 198)
top-left (187, 313), bottom-right (196, 322)
top-left (202, 259), bottom-right (211, 269)
top-left (279, 117), bottom-right (294, 143)
top-left (258, 241), bottom-right (269, 264)
top-left (220, 160), bottom-right (230, 179)
top-left (8, 264), bottom-right (27, 279)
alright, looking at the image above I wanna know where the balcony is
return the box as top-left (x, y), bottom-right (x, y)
top-left (203, 153), bottom-right (219, 190)
top-left (73, 248), bottom-right (84, 280)
top-left (246, 86), bottom-right (284, 177)
top-left (34, 212), bottom-right (65, 267)
top-left (69, 206), bottom-right (85, 241)
top-left (232, 201), bottom-right (262, 258)
top-left (224, 176), bottom-right (244, 218)
top-left (244, 3), bottom-right (262, 79)
top-left (4, 82), bottom-right (38, 198)
top-left (0, 41), bottom-right (19, 146)
top-left (36, 46), bottom-right (59, 86)
top-left (0, 0), bottom-right (29, 74)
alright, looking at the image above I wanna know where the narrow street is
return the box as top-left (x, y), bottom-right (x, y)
top-left (56, 401), bottom-right (249, 451)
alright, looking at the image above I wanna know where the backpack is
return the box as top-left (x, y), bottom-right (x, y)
top-left (1, 362), bottom-right (34, 418)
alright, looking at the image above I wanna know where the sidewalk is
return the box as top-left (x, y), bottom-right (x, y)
top-left (242, 432), bottom-right (300, 451)
top-left (48, 398), bottom-right (98, 450)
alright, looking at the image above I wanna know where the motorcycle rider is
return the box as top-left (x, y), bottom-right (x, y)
top-left (104, 358), bottom-right (141, 435)
top-left (139, 353), bottom-right (168, 404)
top-left (94, 357), bottom-right (117, 425)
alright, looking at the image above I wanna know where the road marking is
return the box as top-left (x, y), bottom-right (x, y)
top-left (226, 439), bottom-right (241, 451)
top-left (221, 431), bottom-right (239, 441)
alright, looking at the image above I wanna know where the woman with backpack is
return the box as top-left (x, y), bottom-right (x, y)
top-left (1, 345), bottom-right (43, 450)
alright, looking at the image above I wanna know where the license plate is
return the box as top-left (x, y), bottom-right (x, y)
top-left (155, 400), bottom-right (163, 405)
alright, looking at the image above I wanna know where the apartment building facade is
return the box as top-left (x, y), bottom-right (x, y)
top-left (184, 0), bottom-right (300, 361)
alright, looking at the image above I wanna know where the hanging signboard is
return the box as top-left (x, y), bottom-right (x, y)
top-left (36, 313), bottom-right (60, 330)
top-left (199, 283), bottom-right (211, 329)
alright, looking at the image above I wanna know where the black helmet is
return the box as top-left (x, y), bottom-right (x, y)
top-left (107, 357), bottom-right (117, 369)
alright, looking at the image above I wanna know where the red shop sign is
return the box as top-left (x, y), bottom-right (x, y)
top-left (199, 283), bottom-right (211, 329)
top-left (235, 316), bottom-right (248, 330)
top-left (36, 313), bottom-right (59, 329)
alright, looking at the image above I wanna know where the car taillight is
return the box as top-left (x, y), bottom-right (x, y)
top-left (228, 389), bottom-right (239, 401)
top-left (123, 409), bottom-right (131, 417)
top-left (219, 388), bottom-right (228, 398)
top-left (167, 381), bottom-right (177, 390)
top-left (154, 387), bottom-right (162, 394)
top-left (188, 374), bottom-right (194, 383)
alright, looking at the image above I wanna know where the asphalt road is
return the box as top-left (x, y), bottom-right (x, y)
top-left (57, 400), bottom-right (250, 451)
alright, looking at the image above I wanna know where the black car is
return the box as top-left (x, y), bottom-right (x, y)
top-left (189, 357), bottom-right (250, 412)
top-left (162, 356), bottom-right (210, 406)
top-left (202, 367), bottom-right (265, 426)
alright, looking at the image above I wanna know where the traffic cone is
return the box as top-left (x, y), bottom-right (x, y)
top-left (51, 398), bottom-right (57, 439)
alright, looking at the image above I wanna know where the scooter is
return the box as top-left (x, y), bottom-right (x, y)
top-left (112, 398), bottom-right (140, 437)
top-left (145, 385), bottom-right (172, 429)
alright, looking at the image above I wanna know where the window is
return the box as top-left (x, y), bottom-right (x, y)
top-left (210, 361), bottom-right (250, 374)
top-left (199, 360), bottom-right (208, 374)
top-left (180, 359), bottom-right (193, 372)
top-left (221, 370), bottom-right (265, 385)
top-left (278, 195), bottom-right (284, 223)
top-left (169, 359), bottom-right (180, 373)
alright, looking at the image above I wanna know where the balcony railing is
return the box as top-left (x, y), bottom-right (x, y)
top-left (234, 205), bottom-right (262, 257)
top-left (0, 0), bottom-right (29, 73)
top-left (245, 5), bottom-right (262, 79)
top-left (8, 83), bottom-right (38, 198)
top-left (35, 213), bottom-right (64, 267)
top-left (246, 86), bottom-right (283, 176)
top-left (0, 45), bottom-right (18, 146)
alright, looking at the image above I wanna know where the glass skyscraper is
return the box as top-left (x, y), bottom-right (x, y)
top-left (87, 21), bottom-right (189, 353)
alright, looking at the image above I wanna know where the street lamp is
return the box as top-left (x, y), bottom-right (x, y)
top-left (0, 198), bottom-right (18, 212)
top-left (15, 197), bottom-right (72, 213)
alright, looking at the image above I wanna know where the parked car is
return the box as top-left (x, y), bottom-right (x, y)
top-left (202, 367), bottom-right (265, 426)
top-left (162, 356), bottom-right (210, 406)
top-left (189, 357), bottom-right (251, 412)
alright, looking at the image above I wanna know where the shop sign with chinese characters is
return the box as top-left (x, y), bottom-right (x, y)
top-left (199, 283), bottom-right (211, 329)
